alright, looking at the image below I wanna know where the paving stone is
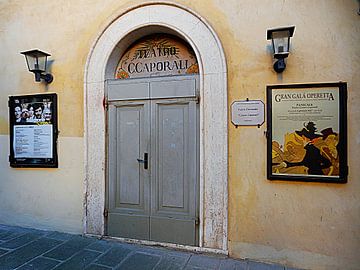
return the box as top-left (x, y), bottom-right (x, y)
top-left (184, 265), bottom-right (209, 270)
top-left (248, 261), bottom-right (285, 270)
top-left (86, 240), bottom-right (113, 252)
top-left (0, 224), bottom-right (297, 270)
top-left (0, 230), bottom-right (22, 241)
top-left (0, 225), bottom-right (25, 233)
top-left (94, 245), bottom-right (132, 267)
top-left (85, 264), bottom-right (112, 270)
top-left (0, 248), bottom-right (9, 256)
top-left (16, 227), bottom-right (45, 234)
top-left (116, 252), bottom-right (160, 270)
top-left (219, 259), bottom-right (236, 270)
top-left (0, 232), bottom-right (43, 249)
top-left (17, 256), bottom-right (61, 270)
top-left (0, 230), bottom-right (10, 239)
top-left (111, 241), bottom-right (137, 251)
top-left (43, 235), bottom-right (96, 261)
top-left (0, 237), bottom-right (61, 270)
top-left (136, 245), bottom-right (167, 256)
top-left (153, 254), bottom-right (189, 270)
top-left (0, 226), bottom-right (40, 235)
top-left (218, 258), bottom-right (248, 270)
top-left (235, 260), bottom-right (249, 270)
top-left (164, 250), bottom-right (192, 259)
top-left (52, 249), bottom-right (102, 270)
top-left (186, 254), bottom-right (222, 269)
top-left (46, 231), bottom-right (74, 241)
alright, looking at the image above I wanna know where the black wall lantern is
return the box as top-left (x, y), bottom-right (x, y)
top-left (21, 49), bottom-right (53, 83)
top-left (267, 26), bottom-right (295, 73)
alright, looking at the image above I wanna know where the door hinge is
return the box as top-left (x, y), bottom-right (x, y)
top-left (196, 96), bottom-right (200, 104)
top-left (103, 209), bottom-right (109, 218)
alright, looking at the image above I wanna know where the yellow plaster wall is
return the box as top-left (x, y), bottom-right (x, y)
top-left (0, 136), bottom-right (84, 233)
top-left (204, 1), bottom-right (359, 269)
top-left (0, 0), bottom-right (359, 269)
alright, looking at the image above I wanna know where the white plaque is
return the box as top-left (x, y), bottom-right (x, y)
top-left (231, 100), bottom-right (265, 126)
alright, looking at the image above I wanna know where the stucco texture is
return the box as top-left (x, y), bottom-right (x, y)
top-left (0, 0), bottom-right (359, 269)
top-left (213, 1), bottom-right (360, 269)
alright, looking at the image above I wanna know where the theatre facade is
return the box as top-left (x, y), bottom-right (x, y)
top-left (0, 1), bottom-right (359, 269)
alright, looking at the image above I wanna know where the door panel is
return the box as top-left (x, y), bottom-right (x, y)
top-left (108, 214), bottom-right (149, 240)
top-left (108, 81), bottom-right (149, 101)
top-left (150, 78), bottom-right (196, 99)
top-left (116, 106), bottom-right (144, 208)
top-left (150, 216), bottom-right (196, 246)
top-left (158, 103), bottom-right (186, 209)
top-left (150, 99), bottom-right (197, 243)
top-left (108, 101), bottom-right (150, 240)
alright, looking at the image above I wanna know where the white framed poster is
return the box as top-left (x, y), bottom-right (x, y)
top-left (266, 82), bottom-right (347, 183)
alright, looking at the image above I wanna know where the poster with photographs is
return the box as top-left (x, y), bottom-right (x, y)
top-left (9, 93), bottom-right (58, 168)
top-left (266, 82), bottom-right (347, 183)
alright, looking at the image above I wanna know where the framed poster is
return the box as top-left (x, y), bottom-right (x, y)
top-left (266, 82), bottom-right (347, 183)
top-left (9, 93), bottom-right (58, 168)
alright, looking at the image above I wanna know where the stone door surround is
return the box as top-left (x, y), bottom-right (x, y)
top-left (84, 2), bottom-right (228, 252)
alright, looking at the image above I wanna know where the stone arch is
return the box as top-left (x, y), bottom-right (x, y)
top-left (84, 2), bottom-right (228, 251)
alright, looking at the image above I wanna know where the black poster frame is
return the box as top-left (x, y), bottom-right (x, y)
top-left (9, 93), bottom-right (58, 168)
top-left (266, 82), bottom-right (348, 183)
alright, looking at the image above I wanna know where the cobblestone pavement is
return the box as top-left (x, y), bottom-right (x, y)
top-left (0, 224), bottom-right (301, 270)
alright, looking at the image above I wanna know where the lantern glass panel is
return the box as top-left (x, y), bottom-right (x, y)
top-left (26, 55), bottom-right (47, 72)
top-left (37, 55), bottom-right (47, 72)
top-left (25, 55), bottom-right (36, 72)
top-left (21, 50), bottom-right (49, 72)
top-left (272, 30), bottom-right (290, 55)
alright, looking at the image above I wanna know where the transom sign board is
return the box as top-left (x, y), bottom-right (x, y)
top-left (115, 34), bottom-right (199, 79)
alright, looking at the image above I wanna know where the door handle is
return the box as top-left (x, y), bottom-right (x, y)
top-left (137, 153), bottom-right (148, 169)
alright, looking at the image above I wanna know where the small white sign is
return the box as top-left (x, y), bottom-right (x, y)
top-left (231, 100), bottom-right (265, 126)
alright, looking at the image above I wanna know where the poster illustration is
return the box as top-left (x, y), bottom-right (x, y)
top-left (9, 93), bottom-right (58, 168)
top-left (266, 83), bottom-right (347, 183)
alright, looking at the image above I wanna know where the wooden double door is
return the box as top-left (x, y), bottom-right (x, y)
top-left (106, 75), bottom-right (199, 246)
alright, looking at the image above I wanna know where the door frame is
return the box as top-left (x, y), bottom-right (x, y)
top-left (84, 2), bottom-right (228, 253)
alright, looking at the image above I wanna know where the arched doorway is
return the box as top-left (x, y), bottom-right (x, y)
top-left (84, 3), bottom-right (228, 251)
